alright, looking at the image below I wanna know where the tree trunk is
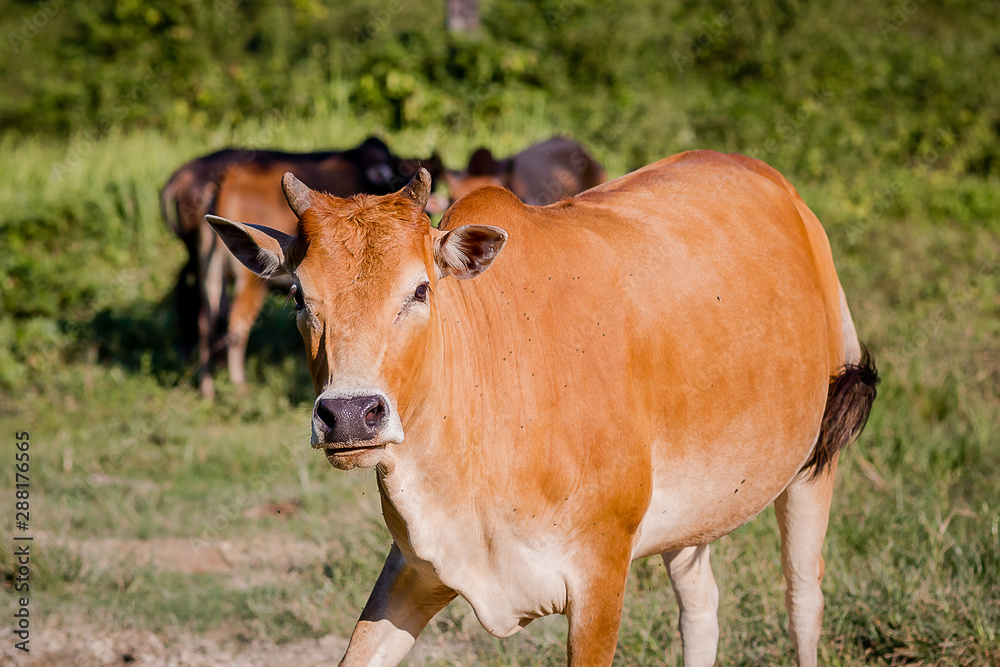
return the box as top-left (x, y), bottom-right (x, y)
top-left (446, 0), bottom-right (480, 34)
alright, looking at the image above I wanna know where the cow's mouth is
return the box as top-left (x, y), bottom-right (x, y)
top-left (324, 443), bottom-right (384, 456)
top-left (322, 443), bottom-right (387, 470)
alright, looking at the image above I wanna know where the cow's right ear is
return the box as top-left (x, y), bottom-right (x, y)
top-left (205, 215), bottom-right (294, 278)
top-left (433, 225), bottom-right (508, 280)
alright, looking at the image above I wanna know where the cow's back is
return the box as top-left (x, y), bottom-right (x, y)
top-left (437, 150), bottom-right (844, 557)
top-left (215, 156), bottom-right (369, 234)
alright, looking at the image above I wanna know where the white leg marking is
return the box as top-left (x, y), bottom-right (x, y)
top-left (774, 466), bottom-right (838, 667)
top-left (662, 545), bottom-right (720, 667)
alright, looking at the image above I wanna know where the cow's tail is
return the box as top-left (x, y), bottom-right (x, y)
top-left (160, 171), bottom-right (183, 234)
top-left (802, 345), bottom-right (880, 478)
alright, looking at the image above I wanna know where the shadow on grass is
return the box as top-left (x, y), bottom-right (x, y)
top-left (68, 291), bottom-right (312, 404)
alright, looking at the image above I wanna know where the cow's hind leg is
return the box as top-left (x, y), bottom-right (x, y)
top-left (662, 545), bottom-right (719, 667)
top-left (197, 230), bottom-right (226, 399)
top-left (227, 267), bottom-right (267, 389)
top-left (774, 461), bottom-right (839, 667)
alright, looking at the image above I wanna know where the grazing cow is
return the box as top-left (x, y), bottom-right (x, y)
top-left (207, 149), bottom-right (878, 666)
top-left (160, 137), bottom-right (443, 398)
top-left (439, 136), bottom-right (605, 209)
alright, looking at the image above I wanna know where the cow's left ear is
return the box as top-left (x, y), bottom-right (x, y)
top-left (206, 215), bottom-right (296, 278)
top-left (433, 225), bottom-right (507, 280)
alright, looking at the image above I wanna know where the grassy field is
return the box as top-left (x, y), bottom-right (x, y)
top-left (1, 103), bottom-right (998, 665)
top-left (1, 1), bottom-right (999, 661)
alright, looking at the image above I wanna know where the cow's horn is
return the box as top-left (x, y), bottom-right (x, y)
top-left (401, 168), bottom-right (431, 210)
top-left (282, 172), bottom-right (313, 217)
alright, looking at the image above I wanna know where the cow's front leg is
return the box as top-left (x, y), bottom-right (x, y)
top-left (340, 542), bottom-right (456, 666)
top-left (566, 561), bottom-right (631, 667)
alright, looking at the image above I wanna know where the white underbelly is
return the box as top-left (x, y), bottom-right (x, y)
top-left (630, 446), bottom-right (808, 559)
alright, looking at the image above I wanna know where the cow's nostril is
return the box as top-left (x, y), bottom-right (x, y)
top-left (364, 398), bottom-right (386, 429)
top-left (316, 402), bottom-right (337, 430)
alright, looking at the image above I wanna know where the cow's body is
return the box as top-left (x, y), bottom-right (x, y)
top-left (207, 150), bottom-right (877, 665)
top-left (376, 149), bottom-right (842, 633)
top-left (161, 138), bottom-right (442, 397)
top-left (443, 136), bottom-right (606, 207)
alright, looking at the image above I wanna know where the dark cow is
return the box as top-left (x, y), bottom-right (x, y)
top-left (160, 137), bottom-right (443, 397)
top-left (439, 136), bottom-right (605, 208)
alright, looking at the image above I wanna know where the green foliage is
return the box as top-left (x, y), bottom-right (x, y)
top-left (3, 0), bottom-right (999, 177)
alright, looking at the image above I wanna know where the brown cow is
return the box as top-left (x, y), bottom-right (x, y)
top-left (161, 146), bottom-right (263, 352)
top-left (161, 137), bottom-right (443, 398)
top-left (438, 136), bottom-right (605, 209)
top-left (207, 150), bottom-right (878, 666)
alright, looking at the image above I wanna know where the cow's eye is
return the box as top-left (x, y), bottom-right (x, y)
top-left (288, 284), bottom-right (305, 312)
top-left (414, 283), bottom-right (429, 302)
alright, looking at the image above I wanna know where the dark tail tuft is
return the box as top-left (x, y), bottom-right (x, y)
top-left (803, 345), bottom-right (880, 478)
top-left (160, 173), bottom-right (182, 234)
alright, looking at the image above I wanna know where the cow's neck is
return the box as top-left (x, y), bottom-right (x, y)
top-left (416, 271), bottom-right (510, 452)
top-left (377, 269), bottom-right (515, 548)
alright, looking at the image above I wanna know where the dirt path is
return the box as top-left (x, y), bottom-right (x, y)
top-left (3, 533), bottom-right (349, 666)
top-left (2, 623), bottom-right (349, 666)
top-left (2, 532), bottom-right (482, 666)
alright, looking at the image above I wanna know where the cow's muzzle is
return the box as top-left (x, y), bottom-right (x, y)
top-left (313, 394), bottom-right (388, 445)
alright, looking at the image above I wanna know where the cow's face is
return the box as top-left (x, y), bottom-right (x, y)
top-left (207, 170), bottom-right (506, 470)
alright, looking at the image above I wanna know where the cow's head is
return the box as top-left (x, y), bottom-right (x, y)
top-left (441, 148), bottom-right (509, 207)
top-left (206, 169), bottom-right (506, 470)
top-left (354, 136), bottom-right (446, 199)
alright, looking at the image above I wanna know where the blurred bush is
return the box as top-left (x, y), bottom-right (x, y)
top-left (2, 0), bottom-right (998, 178)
